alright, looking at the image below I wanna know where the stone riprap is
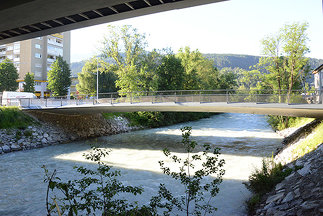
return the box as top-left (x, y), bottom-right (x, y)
top-left (0, 124), bottom-right (69, 154)
top-left (254, 144), bottom-right (323, 216)
top-left (252, 119), bottom-right (323, 216)
top-left (0, 113), bottom-right (135, 154)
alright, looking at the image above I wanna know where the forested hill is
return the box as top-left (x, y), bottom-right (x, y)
top-left (204, 54), bottom-right (260, 70)
top-left (71, 54), bottom-right (323, 75)
top-left (204, 53), bottom-right (323, 71)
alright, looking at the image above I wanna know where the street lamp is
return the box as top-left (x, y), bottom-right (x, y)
top-left (97, 57), bottom-right (99, 100)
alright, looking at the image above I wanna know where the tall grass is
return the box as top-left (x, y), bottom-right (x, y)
top-left (0, 107), bottom-right (36, 129)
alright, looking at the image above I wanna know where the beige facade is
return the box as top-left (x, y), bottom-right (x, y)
top-left (0, 32), bottom-right (70, 97)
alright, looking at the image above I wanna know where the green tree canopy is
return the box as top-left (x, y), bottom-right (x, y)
top-left (23, 72), bottom-right (35, 92)
top-left (76, 57), bottom-right (118, 96)
top-left (176, 47), bottom-right (217, 90)
top-left (0, 59), bottom-right (18, 92)
top-left (256, 22), bottom-right (310, 97)
top-left (101, 25), bottom-right (149, 94)
top-left (156, 54), bottom-right (184, 91)
top-left (47, 56), bottom-right (71, 96)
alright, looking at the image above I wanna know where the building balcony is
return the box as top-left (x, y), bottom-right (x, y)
top-left (47, 58), bottom-right (55, 63)
top-left (48, 40), bottom-right (63, 47)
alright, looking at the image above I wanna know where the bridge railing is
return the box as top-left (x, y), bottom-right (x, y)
top-left (2, 89), bottom-right (322, 108)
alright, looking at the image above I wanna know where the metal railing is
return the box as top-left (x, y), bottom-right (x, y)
top-left (1, 89), bottom-right (322, 108)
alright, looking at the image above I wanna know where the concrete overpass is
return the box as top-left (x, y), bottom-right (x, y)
top-left (0, 0), bottom-right (227, 44)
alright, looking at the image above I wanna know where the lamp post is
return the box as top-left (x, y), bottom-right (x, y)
top-left (97, 57), bottom-right (99, 100)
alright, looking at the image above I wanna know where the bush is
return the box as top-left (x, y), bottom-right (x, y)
top-left (43, 146), bottom-right (145, 216)
top-left (244, 158), bottom-right (293, 214)
top-left (43, 127), bottom-right (225, 216)
top-left (266, 115), bottom-right (314, 131)
top-left (110, 111), bottom-right (213, 128)
top-left (149, 126), bottom-right (225, 215)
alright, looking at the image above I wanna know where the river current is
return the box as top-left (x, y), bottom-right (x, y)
top-left (0, 113), bottom-right (283, 215)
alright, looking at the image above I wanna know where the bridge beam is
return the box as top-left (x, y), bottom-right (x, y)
top-left (24, 102), bottom-right (323, 118)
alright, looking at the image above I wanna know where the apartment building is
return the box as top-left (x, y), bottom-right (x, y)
top-left (0, 32), bottom-right (70, 97)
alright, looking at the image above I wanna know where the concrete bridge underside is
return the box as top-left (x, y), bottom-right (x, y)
top-left (24, 102), bottom-right (323, 118)
top-left (0, 0), bottom-right (227, 44)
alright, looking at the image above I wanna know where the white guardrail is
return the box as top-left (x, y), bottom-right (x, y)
top-left (1, 89), bottom-right (322, 108)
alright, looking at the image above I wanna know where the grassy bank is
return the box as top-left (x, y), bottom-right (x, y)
top-left (0, 107), bottom-right (36, 129)
top-left (103, 111), bottom-right (213, 128)
top-left (292, 121), bottom-right (323, 158)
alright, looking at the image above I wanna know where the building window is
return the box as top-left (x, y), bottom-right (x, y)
top-left (7, 55), bottom-right (13, 59)
top-left (36, 37), bottom-right (42, 40)
top-left (35, 53), bottom-right (41, 59)
top-left (35, 44), bottom-right (41, 49)
top-left (7, 46), bottom-right (13, 51)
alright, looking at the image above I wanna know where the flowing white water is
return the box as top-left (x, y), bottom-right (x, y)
top-left (0, 113), bottom-right (282, 215)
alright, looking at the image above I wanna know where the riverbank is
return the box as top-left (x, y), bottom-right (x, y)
top-left (0, 111), bottom-right (135, 154)
top-left (248, 118), bottom-right (323, 215)
top-left (0, 109), bottom-right (212, 154)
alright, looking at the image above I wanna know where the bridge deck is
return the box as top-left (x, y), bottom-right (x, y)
top-left (24, 102), bottom-right (323, 118)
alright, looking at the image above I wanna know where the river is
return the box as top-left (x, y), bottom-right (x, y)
top-left (0, 113), bottom-right (283, 215)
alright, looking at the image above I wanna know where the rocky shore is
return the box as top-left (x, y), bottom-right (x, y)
top-left (0, 113), bottom-right (135, 154)
top-left (252, 120), bottom-right (323, 216)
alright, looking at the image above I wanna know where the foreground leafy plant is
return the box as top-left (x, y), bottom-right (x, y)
top-left (42, 146), bottom-right (146, 216)
top-left (149, 126), bottom-right (225, 216)
top-left (43, 127), bottom-right (225, 215)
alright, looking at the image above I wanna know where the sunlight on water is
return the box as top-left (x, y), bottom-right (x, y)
top-left (155, 128), bottom-right (281, 139)
top-left (55, 149), bottom-right (263, 181)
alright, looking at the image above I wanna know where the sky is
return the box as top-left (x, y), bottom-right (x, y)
top-left (70, 0), bottom-right (323, 63)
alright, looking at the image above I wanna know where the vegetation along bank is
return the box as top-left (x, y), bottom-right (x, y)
top-left (245, 116), bottom-right (323, 215)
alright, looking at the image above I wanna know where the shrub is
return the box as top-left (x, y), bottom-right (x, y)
top-left (149, 126), bottom-right (225, 215)
top-left (42, 146), bottom-right (145, 216)
top-left (43, 127), bottom-right (225, 216)
top-left (244, 158), bottom-right (293, 214)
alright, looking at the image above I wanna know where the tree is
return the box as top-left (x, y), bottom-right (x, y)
top-left (47, 56), bottom-right (71, 96)
top-left (176, 47), bottom-right (215, 90)
top-left (156, 54), bottom-right (184, 91)
top-left (282, 22), bottom-right (310, 98)
top-left (257, 22), bottom-right (310, 101)
top-left (23, 72), bottom-right (35, 92)
top-left (101, 25), bottom-right (150, 94)
top-left (0, 59), bottom-right (18, 92)
top-left (76, 57), bottom-right (118, 96)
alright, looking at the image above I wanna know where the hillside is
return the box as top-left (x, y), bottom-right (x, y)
top-left (71, 54), bottom-right (323, 76)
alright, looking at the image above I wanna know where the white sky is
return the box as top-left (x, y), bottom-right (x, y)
top-left (71, 0), bottom-right (323, 62)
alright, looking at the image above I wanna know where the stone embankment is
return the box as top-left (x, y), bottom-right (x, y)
top-left (0, 112), bottom-right (135, 154)
top-left (253, 120), bottom-right (323, 216)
